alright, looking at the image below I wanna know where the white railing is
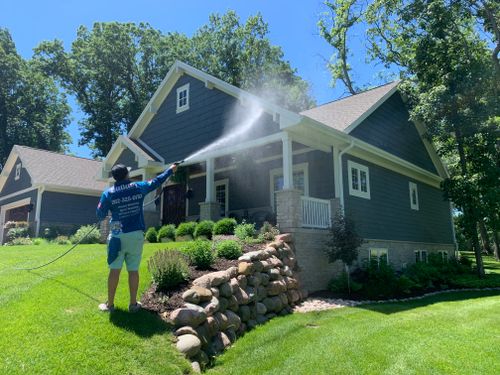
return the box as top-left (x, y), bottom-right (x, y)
top-left (300, 196), bottom-right (331, 229)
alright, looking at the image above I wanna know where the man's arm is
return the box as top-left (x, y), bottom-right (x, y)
top-left (137, 164), bottom-right (177, 195)
top-left (96, 191), bottom-right (110, 221)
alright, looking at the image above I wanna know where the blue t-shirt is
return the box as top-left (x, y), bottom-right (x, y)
top-left (96, 167), bottom-right (173, 233)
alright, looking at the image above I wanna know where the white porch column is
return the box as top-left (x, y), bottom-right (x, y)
top-left (282, 132), bottom-right (293, 189)
top-left (205, 158), bottom-right (215, 202)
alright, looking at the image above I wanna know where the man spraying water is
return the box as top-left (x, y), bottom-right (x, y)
top-left (96, 163), bottom-right (178, 312)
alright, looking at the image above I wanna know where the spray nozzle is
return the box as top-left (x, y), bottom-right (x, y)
top-left (173, 160), bottom-right (185, 166)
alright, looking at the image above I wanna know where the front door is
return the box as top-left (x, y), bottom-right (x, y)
top-left (162, 184), bottom-right (186, 225)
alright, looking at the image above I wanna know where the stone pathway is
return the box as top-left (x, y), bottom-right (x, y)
top-left (293, 287), bottom-right (500, 313)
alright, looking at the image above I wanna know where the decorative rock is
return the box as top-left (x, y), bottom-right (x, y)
top-left (201, 296), bottom-right (220, 316)
top-left (256, 314), bottom-right (267, 325)
top-left (283, 256), bottom-right (297, 268)
top-left (284, 277), bottom-right (299, 289)
top-left (234, 287), bottom-right (250, 305)
top-left (265, 313), bottom-right (277, 320)
top-left (238, 261), bottom-right (254, 275)
top-left (191, 361), bottom-right (201, 373)
top-left (225, 310), bottom-right (242, 331)
top-left (176, 334), bottom-right (201, 357)
top-left (276, 233), bottom-right (292, 243)
top-left (210, 287), bottom-right (220, 298)
top-left (219, 331), bottom-right (231, 348)
top-left (182, 286), bottom-right (212, 304)
top-left (268, 268), bottom-right (281, 281)
top-left (227, 295), bottom-right (239, 312)
top-left (260, 260), bottom-right (273, 271)
top-left (256, 302), bottom-right (267, 315)
top-left (279, 293), bottom-right (289, 306)
top-left (193, 271), bottom-right (230, 288)
top-left (247, 274), bottom-right (261, 287)
top-left (238, 323), bottom-right (247, 335)
top-left (229, 278), bottom-right (239, 293)
top-left (268, 240), bottom-right (284, 249)
top-left (259, 273), bottom-right (270, 286)
top-left (249, 303), bottom-right (257, 320)
top-left (225, 328), bottom-right (237, 343)
top-left (227, 266), bottom-right (239, 279)
top-left (218, 297), bottom-right (229, 312)
top-left (195, 322), bottom-right (210, 346)
top-left (252, 260), bottom-right (264, 273)
top-left (247, 319), bottom-right (258, 330)
top-left (236, 274), bottom-right (248, 288)
top-left (174, 326), bottom-right (199, 337)
top-left (268, 256), bottom-right (283, 268)
top-left (287, 289), bottom-right (300, 304)
top-left (194, 350), bottom-right (209, 367)
top-left (262, 296), bottom-right (282, 312)
top-left (206, 316), bottom-right (219, 337)
top-left (263, 247), bottom-right (279, 257)
top-left (238, 305), bottom-right (251, 322)
top-left (219, 282), bottom-right (233, 298)
top-left (214, 312), bottom-right (229, 331)
top-left (256, 285), bottom-right (267, 301)
top-left (211, 333), bottom-right (225, 353)
top-left (267, 280), bottom-right (287, 296)
top-left (245, 286), bottom-right (257, 303)
top-left (170, 306), bottom-right (207, 328)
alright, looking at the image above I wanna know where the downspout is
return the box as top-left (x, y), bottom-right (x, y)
top-left (337, 139), bottom-right (355, 212)
top-left (449, 201), bottom-right (459, 258)
top-left (35, 186), bottom-right (44, 237)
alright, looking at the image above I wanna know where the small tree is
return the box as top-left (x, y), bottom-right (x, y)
top-left (325, 212), bottom-right (364, 294)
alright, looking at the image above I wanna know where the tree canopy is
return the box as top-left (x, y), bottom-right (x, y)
top-left (0, 28), bottom-right (70, 166)
top-left (34, 11), bottom-right (315, 157)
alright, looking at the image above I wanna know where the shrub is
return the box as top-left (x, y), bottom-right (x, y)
top-left (157, 224), bottom-right (176, 242)
top-left (176, 222), bottom-right (197, 239)
top-left (6, 226), bottom-right (29, 242)
top-left (53, 235), bottom-right (71, 245)
top-left (234, 221), bottom-right (256, 241)
top-left (42, 226), bottom-right (60, 240)
top-left (259, 221), bottom-right (280, 241)
top-left (148, 250), bottom-right (190, 291)
top-left (33, 238), bottom-right (48, 246)
top-left (7, 237), bottom-right (33, 246)
top-left (145, 227), bottom-right (158, 243)
top-left (182, 240), bottom-right (215, 269)
top-left (216, 240), bottom-right (243, 260)
top-left (213, 218), bottom-right (237, 235)
top-left (70, 225), bottom-right (100, 244)
top-left (328, 272), bottom-right (362, 294)
top-left (194, 220), bottom-right (215, 239)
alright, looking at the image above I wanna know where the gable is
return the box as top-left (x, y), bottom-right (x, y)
top-left (0, 156), bottom-right (32, 196)
top-left (138, 74), bottom-right (280, 163)
top-left (115, 148), bottom-right (139, 170)
top-left (349, 93), bottom-right (438, 174)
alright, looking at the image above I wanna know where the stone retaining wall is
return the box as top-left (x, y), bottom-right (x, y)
top-left (166, 234), bottom-right (305, 371)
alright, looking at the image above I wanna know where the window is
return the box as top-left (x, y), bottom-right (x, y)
top-left (409, 182), bottom-right (419, 210)
top-left (415, 250), bottom-right (428, 263)
top-left (438, 250), bottom-right (448, 263)
top-left (269, 163), bottom-right (309, 211)
top-left (370, 248), bottom-right (388, 267)
top-left (15, 163), bottom-right (21, 180)
top-left (348, 160), bottom-right (370, 199)
top-left (176, 83), bottom-right (190, 113)
top-left (215, 179), bottom-right (229, 217)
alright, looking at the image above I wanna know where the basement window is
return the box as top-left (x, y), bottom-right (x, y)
top-left (15, 163), bottom-right (21, 180)
top-left (409, 182), bottom-right (419, 210)
top-left (438, 250), bottom-right (448, 263)
top-left (348, 160), bottom-right (370, 199)
top-left (415, 250), bottom-right (428, 263)
top-left (176, 83), bottom-right (190, 113)
top-left (370, 248), bottom-right (388, 268)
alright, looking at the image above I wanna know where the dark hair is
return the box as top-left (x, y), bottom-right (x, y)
top-left (111, 164), bottom-right (129, 182)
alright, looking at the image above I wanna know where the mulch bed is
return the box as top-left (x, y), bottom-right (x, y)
top-left (141, 241), bottom-right (266, 315)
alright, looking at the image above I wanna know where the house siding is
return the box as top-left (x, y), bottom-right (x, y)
top-left (115, 148), bottom-right (139, 170)
top-left (40, 191), bottom-right (100, 234)
top-left (139, 74), bottom-right (280, 163)
top-left (343, 155), bottom-right (454, 244)
top-left (0, 157), bottom-right (32, 196)
top-left (350, 93), bottom-right (438, 174)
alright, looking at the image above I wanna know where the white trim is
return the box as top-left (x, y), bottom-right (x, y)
top-left (409, 182), bottom-right (419, 210)
top-left (0, 187), bottom-right (38, 203)
top-left (344, 82), bottom-right (400, 134)
top-left (135, 138), bottom-right (165, 163)
top-left (369, 248), bottom-right (389, 266)
top-left (35, 186), bottom-right (44, 236)
top-left (40, 184), bottom-right (102, 197)
top-left (176, 83), bottom-right (190, 113)
top-left (347, 160), bottom-right (370, 200)
top-left (415, 249), bottom-right (428, 263)
top-left (269, 162), bottom-right (309, 211)
top-left (206, 158), bottom-right (215, 203)
top-left (15, 163), bottom-right (21, 181)
top-left (364, 238), bottom-right (455, 247)
top-left (215, 179), bottom-right (229, 217)
top-left (0, 197), bottom-right (32, 244)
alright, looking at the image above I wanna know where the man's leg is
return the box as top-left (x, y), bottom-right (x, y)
top-left (108, 268), bottom-right (121, 306)
top-left (128, 270), bottom-right (139, 305)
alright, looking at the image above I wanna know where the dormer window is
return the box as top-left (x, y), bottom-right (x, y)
top-left (176, 83), bottom-right (190, 113)
top-left (15, 163), bottom-right (21, 180)
top-left (409, 182), bottom-right (419, 210)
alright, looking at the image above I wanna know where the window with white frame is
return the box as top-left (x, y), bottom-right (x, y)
top-left (176, 83), bottom-right (190, 113)
top-left (215, 179), bottom-right (229, 217)
top-left (438, 250), bottom-right (448, 263)
top-left (415, 250), bottom-right (428, 263)
top-left (348, 160), bottom-right (370, 199)
top-left (270, 163), bottom-right (309, 211)
top-left (409, 182), bottom-right (419, 210)
top-left (15, 163), bottom-right (21, 180)
top-left (369, 248), bottom-right (388, 267)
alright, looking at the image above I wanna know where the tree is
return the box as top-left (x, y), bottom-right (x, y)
top-left (0, 28), bottom-right (70, 166)
top-left (325, 213), bottom-right (364, 293)
top-left (34, 12), bottom-right (315, 157)
top-left (319, 0), bottom-right (500, 277)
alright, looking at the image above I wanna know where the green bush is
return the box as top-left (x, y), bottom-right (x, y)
top-left (328, 272), bottom-right (363, 294)
top-left (7, 237), bottom-right (33, 246)
top-left (6, 227), bottom-right (29, 242)
top-left (70, 225), bottom-right (100, 244)
top-left (194, 220), bottom-right (215, 239)
top-left (145, 227), bottom-right (158, 243)
top-left (213, 218), bottom-right (237, 235)
top-left (157, 224), bottom-right (176, 242)
top-left (182, 240), bottom-right (215, 269)
top-left (53, 236), bottom-right (71, 245)
top-left (216, 240), bottom-right (243, 260)
top-left (42, 226), bottom-right (60, 240)
top-left (148, 250), bottom-right (190, 291)
top-left (259, 221), bottom-right (280, 241)
top-left (234, 222), bottom-right (256, 241)
top-left (176, 222), bottom-right (197, 238)
top-left (33, 238), bottom-right (48, 246)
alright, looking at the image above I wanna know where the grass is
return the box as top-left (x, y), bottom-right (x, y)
top-left (0, 242), bottom-right (192, 375)
top-left (461, 251), bottom-right (500, 274)
top-left (207, 290), bottom-right (500, 375)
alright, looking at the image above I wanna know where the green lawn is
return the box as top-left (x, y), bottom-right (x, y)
top-left (461, 251), bottom-right (500, 274)
top-left (0, 242), bottom-right (192, 375)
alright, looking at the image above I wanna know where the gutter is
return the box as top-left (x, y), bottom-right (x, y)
top-left (338, 139), bottom-right (355, 211)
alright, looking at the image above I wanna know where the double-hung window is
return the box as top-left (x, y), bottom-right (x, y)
top-left (415, 250), bottom-right (428, 263)
top-left (348, 160), bottom-right (370, 199)
top-left (409, 182), bottom-right (419, 210)
top-left (370, 248), bottom-right (388, 267)
top-left (176, 83), bottom-right (190, 113)
top-left (438, 250), bottom-right (448, 263)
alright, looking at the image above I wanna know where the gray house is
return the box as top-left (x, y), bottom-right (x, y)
top-left (100, 61), bottom-right (456, 291)
top-left (0, 146), bottom-right (107, 243)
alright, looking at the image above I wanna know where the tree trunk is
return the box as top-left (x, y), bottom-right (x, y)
top-left (493, 231), bottom-right (500, 262)
top-left (471, 227), bottom-right (485, 277)
top-left (345, 263), bottom-right (351, 295)
top-left (478, 220), bottom-right (492, 254)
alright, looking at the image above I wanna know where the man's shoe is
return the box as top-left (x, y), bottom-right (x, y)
top-left (129, 302), bottom-right (142, 313)
top-left (98, 302), bottom-right (115, 312)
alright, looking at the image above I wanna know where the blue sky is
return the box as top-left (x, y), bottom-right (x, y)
top-left (0, 0), bottom-right (395, 158)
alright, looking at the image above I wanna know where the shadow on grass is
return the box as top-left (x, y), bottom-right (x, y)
top-left (356, 289), bottom-right (500, 315)
top-left (29, 270), bottom-right (100, 302)
top-left (109, 308), bottom-right (173, 338)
